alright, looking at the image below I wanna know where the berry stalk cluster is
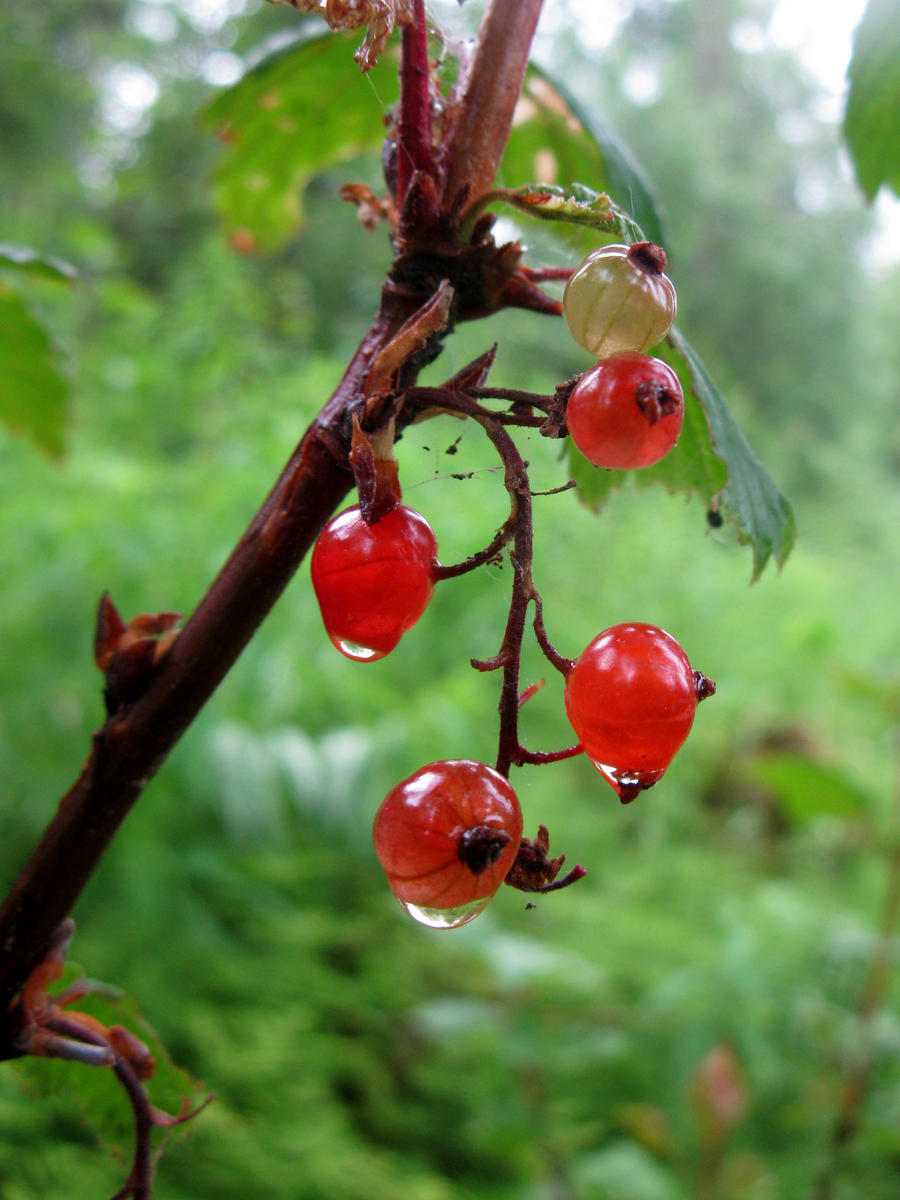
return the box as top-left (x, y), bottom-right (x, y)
top-left (310, 241), bottom-right (715, 930)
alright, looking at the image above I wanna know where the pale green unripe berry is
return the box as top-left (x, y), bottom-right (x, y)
top-left (563, 242), bottom-right (677, 358)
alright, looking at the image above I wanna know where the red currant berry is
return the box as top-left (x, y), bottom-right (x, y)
top-left (373, 759), bottom-right (523, 929)
top-left (567, 353), bottom-right (684, 470)
top-left (565, 623), bottom-right (714, 802)
top-left (563, 242), bottom-right (677, 358)
top-left (311, 504), bottom-right (438, 661)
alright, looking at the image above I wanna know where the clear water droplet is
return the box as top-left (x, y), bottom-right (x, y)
top-left (334, 638), bottom-right (385, 662)
top-left (399, 896), bottom-right (491, 929)
top-left (593, 761), bottom-right (652, 804)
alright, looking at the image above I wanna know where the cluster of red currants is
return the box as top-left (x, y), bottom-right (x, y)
top-left (310, 242), bottom-right (713, 930)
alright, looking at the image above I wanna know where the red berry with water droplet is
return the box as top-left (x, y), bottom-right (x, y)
top-left (563, 242), bottom-right (677, 358)
top-left (567, 352), bottom-right (684, 469)
top-left (565, 622), bottom-right (714, 802)
top-left (311, 504), bottom-right (438, 661)
top-left (373, 759), bottom-right (523, 929)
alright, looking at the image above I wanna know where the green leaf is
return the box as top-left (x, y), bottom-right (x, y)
top-left (743, 753), bottom-right (871, 823)
top-left (844, 0), bottom-right (900, 200)
top-left (502, 65), bottom-right (665, 248)
top-left (203, 25), bottom-right (398, 250)
top-left (0, 284), bottom-right (69, 456)
top-left (670, 330), bottom-right (795, 580)
top-left (0, 244), bottom-right (77, 283)
top-left (12, 965), bottom-right (208, 1162)
top-left (486, 181), bottom-right (642, 240)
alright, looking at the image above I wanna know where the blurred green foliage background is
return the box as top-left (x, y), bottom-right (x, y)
top-left (1, 0), bottom-right (899, 1197)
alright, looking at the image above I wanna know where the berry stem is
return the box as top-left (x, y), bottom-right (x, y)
top-left (432, 517), bottom-right (515, 580)
top-left (517, 744), bottom-right (584, 766)
top-left (532, 593), bottom-right (575, 675)
top-left (469, 386), bottom-right (557, 411)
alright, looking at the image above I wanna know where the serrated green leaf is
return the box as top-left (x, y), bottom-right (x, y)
top-left (12, 964), bottom-right (208, 1162)
top-left (0, 285), bottom-right (69, 456)
top-left (743, 753), bottom-right (871, 822)
top-left (203, 25), bottom-right (398, 250)
top-left (844, 0), bottom-right (900, 200)
top-left (0, 244), bottom-right (78, 283)
top-left (670, 330), bottom-right (795, 580)
top-left (502, 64), bottom-right (665, 249)
top-left (488, 182), bottom-right (642, 240)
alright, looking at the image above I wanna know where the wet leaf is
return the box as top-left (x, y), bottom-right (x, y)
top-left (671, 330), bottom-right (795, 580)
top-left (203, 25), bottom-right (398, 250)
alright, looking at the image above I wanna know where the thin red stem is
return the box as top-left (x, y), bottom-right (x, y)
top-left (432, 518), bottom-right (515, 580)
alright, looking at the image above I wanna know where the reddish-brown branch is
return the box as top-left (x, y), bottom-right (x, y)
top-left (0, 0), bottom-right (551, 1062)
top-left (396, 0), bottom-right (434, 205)
top-left (442, 0), bottom-right (546, 207)
top-left (0, 292), bottom-right (419, 1023)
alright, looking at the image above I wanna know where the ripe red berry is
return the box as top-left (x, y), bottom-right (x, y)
top-left (373, 759), bottom-right (523, 929)
top-left (310, 504), bottom-right (438, 661)
top-left (567, 353), bottom-right (684, 470)
top-left (565, 623), bottom-right (714, 802)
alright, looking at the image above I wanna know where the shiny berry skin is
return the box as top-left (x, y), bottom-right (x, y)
top-left (567, 353), bottom-right (684, 470)
top-left (310, 504), bottom-right (438, 661)
top-left (373, 759), bottom-right (523, 929)
top-left (563, 242), bottom-right (677, 359)
top-left (565, 623), bottom-right (714, 802)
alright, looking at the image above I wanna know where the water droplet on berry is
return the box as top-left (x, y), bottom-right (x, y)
top-left (593, 762), bottom-right (654, 804)
top-left (399, 896), bottom-right (492, 930)
top-left (333, 638), bottom-right (386, 662)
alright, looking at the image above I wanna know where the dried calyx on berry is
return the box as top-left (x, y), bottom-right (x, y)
top-left (563, 242), bottom-right (677, 359)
